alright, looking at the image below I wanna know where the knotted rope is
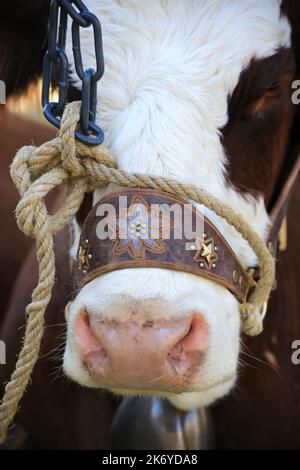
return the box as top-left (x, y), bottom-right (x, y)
top-left (0, 101), bottom-right (275, 443)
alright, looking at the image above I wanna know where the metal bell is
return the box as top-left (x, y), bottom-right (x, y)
top-left (111, 397), bottom-right (214, 450)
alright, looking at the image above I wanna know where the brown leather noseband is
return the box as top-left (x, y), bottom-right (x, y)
top-left (74, 189), bottom-right (254, 304)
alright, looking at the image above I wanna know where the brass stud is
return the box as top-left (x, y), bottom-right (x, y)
top-left (78, 241), bottom-right (91, 272)
top-left (278, 217), bottom-right (288, 252)
top-left (233, 270), bottom-right (238, 283)
top-left (239, 276), bottom-right (244, 288)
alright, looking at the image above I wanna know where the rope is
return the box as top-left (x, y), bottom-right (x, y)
top-left (0, 101), bottom-right (275, 443)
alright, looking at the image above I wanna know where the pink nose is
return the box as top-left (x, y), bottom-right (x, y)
top-left (74, 311), bottom-right (209, 392)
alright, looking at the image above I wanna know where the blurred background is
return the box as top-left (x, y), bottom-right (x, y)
top-left (7, 80), bottom-right (52, 121)
top-left (0, 83), bottom-right (57, 315)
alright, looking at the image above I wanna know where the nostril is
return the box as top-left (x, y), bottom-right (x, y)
top-left (167, 315), bottom-right (209, 367)
top-left (74, 310), bottom-right (107, 360)
top-left (179, 316), bottom-right (209, 353)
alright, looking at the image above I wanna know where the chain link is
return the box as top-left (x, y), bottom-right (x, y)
top-left (42, 0), bottom-right (105, 146)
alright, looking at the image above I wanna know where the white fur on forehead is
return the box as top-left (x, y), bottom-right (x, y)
top-left (67, 0), bottom-right (291, 266)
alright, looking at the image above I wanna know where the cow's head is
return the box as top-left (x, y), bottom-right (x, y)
top-left (2, 0), bottom-right (300, 410)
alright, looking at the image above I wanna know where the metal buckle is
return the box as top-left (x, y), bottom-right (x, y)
top-left (240, 300), bottom-right (268, 321)
top-left (278, 217), bottom-right (288, 252)
top-left (259, 301), bottom-right (268, 320)
top-left (240, 268), bottom-right (269, 321)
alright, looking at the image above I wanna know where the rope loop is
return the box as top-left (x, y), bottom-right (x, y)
top-left (0, 101), bottom-right (275, 443)
top-left (59, 101), bottom-right (82, 176)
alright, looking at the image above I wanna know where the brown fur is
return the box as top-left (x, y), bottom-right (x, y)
top-left (223, 48), bottom-right (296, 207)
top-left (220, 3), bottom-right (300, 207)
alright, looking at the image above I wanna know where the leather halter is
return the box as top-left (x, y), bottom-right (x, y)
top-left (73, 152), bottom-right (299, 307)
top-left (75, 189), bottom-right (253, 303)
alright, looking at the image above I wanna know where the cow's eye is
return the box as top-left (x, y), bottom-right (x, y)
top-left (248, 81), bottom-right (282, 118)
top-left (266, 81), bottom-right (279, 90)
top-left (264, 82), bottom-right (280, 98)
top-left (247, 71), bottom-right (295, 120)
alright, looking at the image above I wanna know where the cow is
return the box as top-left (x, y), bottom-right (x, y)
top-left (1, 0), bottom-right (300, 449)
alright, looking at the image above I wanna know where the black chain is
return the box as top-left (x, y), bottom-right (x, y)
top-left (42, 0), bottom-right (104, 146)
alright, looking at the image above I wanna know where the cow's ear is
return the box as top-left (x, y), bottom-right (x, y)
top-left (0, 1), bottom-right (51, 97)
